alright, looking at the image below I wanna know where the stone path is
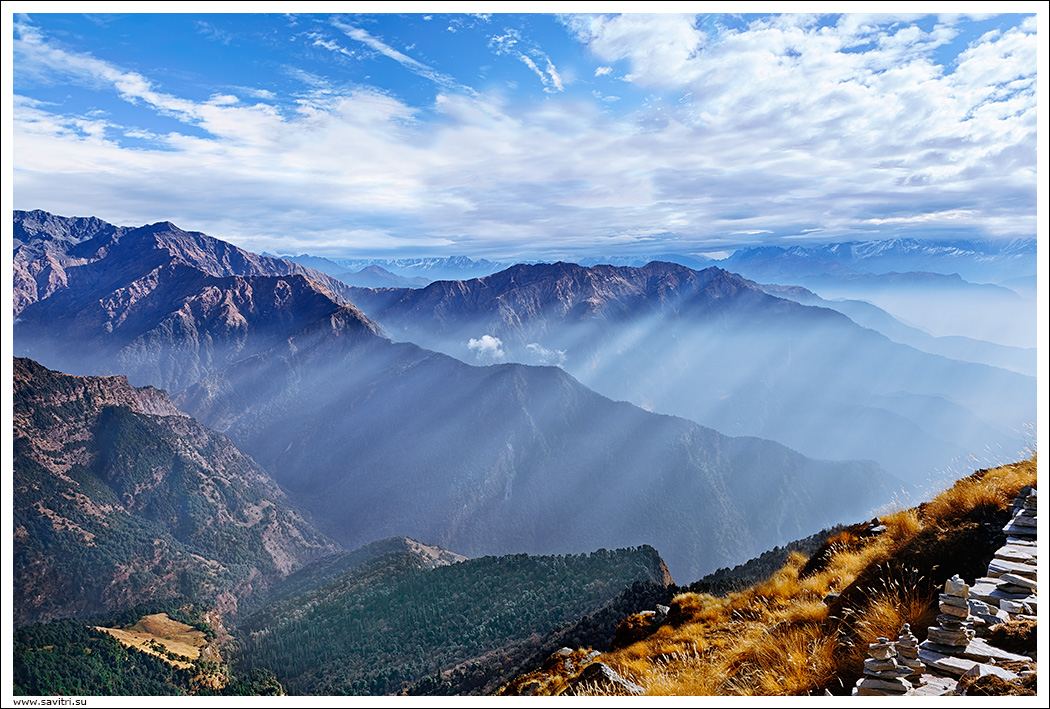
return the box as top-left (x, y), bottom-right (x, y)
top-left (911, 485), bottom-right (1037, 695)
top-left (852, 486), bottom-right (1037, 696)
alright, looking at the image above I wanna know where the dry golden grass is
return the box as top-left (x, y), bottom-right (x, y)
top-left (96, 613), bottom-right (206, 670)
top-left (922, 455), bottom-right (1037, 522)
top-left (567, 454), bottom-right (1038, 696)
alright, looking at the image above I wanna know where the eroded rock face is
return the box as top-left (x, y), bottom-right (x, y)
top-left (13, 357), bottom-right (338, 626)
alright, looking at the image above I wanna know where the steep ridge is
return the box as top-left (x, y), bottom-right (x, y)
top-left (13, 210), bottom-right (367, 315)
top-left (343, 262), bottom-right (1034, 484)
top-left (245, 536), bottom-right (469, 615)
top-left (12, 211), bottom-right (896, 582)
top-left (13, 357), bottom-right (337, 626)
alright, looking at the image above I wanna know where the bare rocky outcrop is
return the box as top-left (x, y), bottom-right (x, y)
top-left (13, 357), bottom-right (338, 626)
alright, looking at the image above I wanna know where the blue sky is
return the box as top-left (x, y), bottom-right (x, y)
top-left (8, 8), bottom-right (1043, 258)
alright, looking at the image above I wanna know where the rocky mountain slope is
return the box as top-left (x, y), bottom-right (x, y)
top-left (14, 209), bottom-right (366, 317)
top-left (13, 357), bottom-right (337, 626)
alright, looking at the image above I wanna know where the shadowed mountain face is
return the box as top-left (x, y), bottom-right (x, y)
top-left (12, 357), bottom-right (337, 627)
top-left (344, 262), bottom-right (1035, 484)
top-left (178, 330), bottom-right (892, 581)
top-left (13, 211), bottom-right (897, 582)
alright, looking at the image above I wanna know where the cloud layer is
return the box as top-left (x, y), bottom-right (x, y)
top-left (11, 13), bottom-right (1039, 258)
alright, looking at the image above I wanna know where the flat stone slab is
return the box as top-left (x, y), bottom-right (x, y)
top-left (918, 647), bottom-right (979, 677)
top-left (857, 677), bottom-right (911, 692)
top-left (995, 546), bottom-right (1037, 563)
top-left (999, 572), bottom-right (1037, 590)
top-left (953, 636), bottom-right (1031, 663)
top-left (961, 663), bottom-right (1020, 683)
top-left (971, 583), bottom-right (1035, 606)
top-left (1000, 598), bottom-right (1037, 615)
top-left (1002, 524), bottom-right (1037, 538)
top-left (987, 559), bottom-right (1037, 579)
top-left (1005, 537), bottom-right (1037, 547)
top-left (908, 675), bottom-right (956, 696)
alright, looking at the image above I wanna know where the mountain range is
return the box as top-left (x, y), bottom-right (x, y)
top-left (12, 210), bottom-right (899, 582)
top-left (719, 238), bottom-right (1037, 285)
top-left (341, 261), bottom-right (1034, 483)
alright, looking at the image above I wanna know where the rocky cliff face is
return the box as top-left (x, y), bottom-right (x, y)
top-left (13, 357), bottom-right (338, 626)
top-left (12, 210), bottom-right (369, 317)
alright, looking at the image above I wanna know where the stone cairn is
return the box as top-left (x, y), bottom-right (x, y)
top-left (895, 624), bottom-right (925, 683)
top-left (925, 575), bottom-right (975, 649)
top-left (852, 637), bottom-right (913, 696)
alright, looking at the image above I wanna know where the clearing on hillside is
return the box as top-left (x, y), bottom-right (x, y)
top-left (96, 613), bottom-right (207, 670)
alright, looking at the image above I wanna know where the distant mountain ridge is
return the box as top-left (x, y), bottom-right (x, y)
top-left (341, 260), bottom-right (1034, 483)
top-left (756, 282), bottom-right (1036, 377)
top-left (274, 253), bottom-right (431, 287)
top-left (310, 255), bottom-right (514, 282)
top-left (713, 238), bottom-right (1037, 347)
top-left (719, 237), bottom-right (1037, 283)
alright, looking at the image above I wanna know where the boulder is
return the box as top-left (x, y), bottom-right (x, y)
top-left (562, 662), bottom-right (645, 696)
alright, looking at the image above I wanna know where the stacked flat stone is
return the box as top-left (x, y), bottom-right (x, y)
top-left (895, 624), bottom-right (925, 683)
top-left (926, 575), bottom-right (976, 648)
top-left (966, 598), bottom-right (1007, 633)
top-left (1002, 486), bottom-right (1037, 541)
top-left (970, 487), bottom-right (1038, 618)
top-left (853, 637), bottom-right (913, 696)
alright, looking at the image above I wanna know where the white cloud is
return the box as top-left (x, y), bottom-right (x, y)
top-left (594, 66), bottom-right (612, 76)
top-left (468, 335), bottom-right (506, 362)
top-left (332, 20), bottom-right (477, 96)
top-left (525, 343), bottom-right (567, 366)
top-left (11, 14), bottom-right (1039, 258)
top-left (490, 28), bottom-right (564, 93)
